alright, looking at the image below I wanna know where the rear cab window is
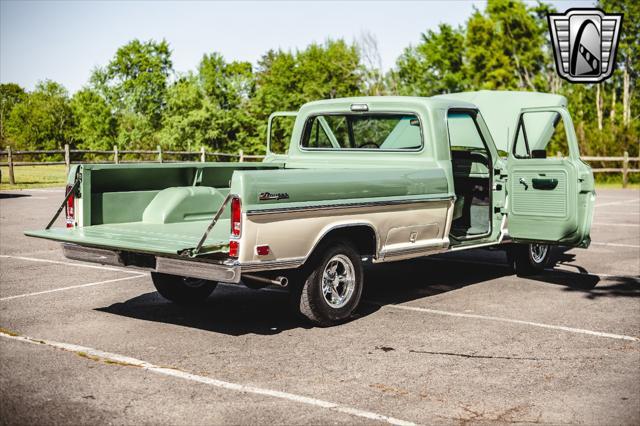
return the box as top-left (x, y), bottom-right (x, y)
top-left (301, 113), bottom-right (423, 151)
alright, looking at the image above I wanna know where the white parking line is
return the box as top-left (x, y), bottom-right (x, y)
top-left (0, 188), bottom-right (64, 193)
top-left (595, 199), bottom-right (639, 208)
top-left (0, 254), bottom-right (141, 274)
top-left (591, 242), bottom-right (640, 249)
top-left (14, 196), bottom-right (50, 200)
top-left (595, 212), bottom-right (640, 216)
top-left (0, 275), bottom-right (145, 301)
top-left (374, 303), bottom-right (639, 342)
top-left (0, 331), bottom-right (416, 426)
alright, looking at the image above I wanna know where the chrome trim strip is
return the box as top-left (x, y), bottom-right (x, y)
top-left (155, 257), bottom-right (241, 283)
top-left (449, 240), bottom-right (502, 252)
top-left (378, 242), bottom-right (448, 261)
top-left (63, 243), bottom-right (125, 267)
top-left (246, 196), bottom-right (454, 216)
top-left (239, 258), bottom-right (305, 272)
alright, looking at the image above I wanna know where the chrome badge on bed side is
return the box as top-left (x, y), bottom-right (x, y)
top-left (259, 192), bottom-right (290, 201)
top-left (548, 8), bottom-right (623, 83)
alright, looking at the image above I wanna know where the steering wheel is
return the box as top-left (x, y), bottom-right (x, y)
top-left (358, 142), bottom-right (379, 149)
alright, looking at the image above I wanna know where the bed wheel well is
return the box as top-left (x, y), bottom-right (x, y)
top-left (315, 225), bottom-right (378, 258)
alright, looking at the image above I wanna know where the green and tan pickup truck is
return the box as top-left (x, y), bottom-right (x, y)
top-left (26, 90), bottom-right (595, 326)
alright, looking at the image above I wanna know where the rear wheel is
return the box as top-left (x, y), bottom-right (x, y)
top-left (507, 243), bottom-right (551, 276)
top-left (294, 241), bottom-right (363, 327)
top-left (151, 272), bottom-right (217, 305)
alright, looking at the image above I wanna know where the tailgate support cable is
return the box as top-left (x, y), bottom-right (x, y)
top-left (45, 173), bottom-right (81, 230)
top-left (190, 193), bottom-right (232, 257)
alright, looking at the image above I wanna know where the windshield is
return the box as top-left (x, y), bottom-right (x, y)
top-left (301, 113), bottom-right (423, 151)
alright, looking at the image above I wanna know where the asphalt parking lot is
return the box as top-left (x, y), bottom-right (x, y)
top-left (0, 187), bottom-right (638, 425)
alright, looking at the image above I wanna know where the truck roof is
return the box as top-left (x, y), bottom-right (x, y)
top-left (301, 95), bottom-right (475, 110)
top-left (433, 90), bottom-right (567, 153)
top-left (302, 91), bottom-right (567, 153)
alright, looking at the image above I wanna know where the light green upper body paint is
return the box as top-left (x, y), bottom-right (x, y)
top-left (26, 91), bottom-right (594, 257)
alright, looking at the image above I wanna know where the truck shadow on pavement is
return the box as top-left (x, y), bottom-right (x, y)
top-left (96, 248), bottom-right (637, 335)
top-left (0, 193), bottom-right (31, 199)
top-left (525, 246), bottom-right (639, 299)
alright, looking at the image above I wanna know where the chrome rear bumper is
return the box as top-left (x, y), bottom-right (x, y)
top-left (62, 244), bottom-right (241, 283)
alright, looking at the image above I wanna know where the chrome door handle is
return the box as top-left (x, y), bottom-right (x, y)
top-left (519, 177), bottom-right (529, 190)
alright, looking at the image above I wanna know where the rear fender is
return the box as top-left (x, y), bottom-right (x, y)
top-left (307, 222), bottom-right (380, 261)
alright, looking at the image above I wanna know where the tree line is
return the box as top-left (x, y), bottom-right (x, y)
top-left (0, 0), bottom-right (637, 160)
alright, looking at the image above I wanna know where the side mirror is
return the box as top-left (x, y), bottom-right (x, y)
top-left (531, 149), bottom-right (547, 159)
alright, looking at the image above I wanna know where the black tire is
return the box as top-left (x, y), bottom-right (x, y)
top-left (507, 243), bottom-right (551, 276)
top-left (151, 272), bottom-right (217, 305)
top-left (295, 241), bottom-right (363, 327)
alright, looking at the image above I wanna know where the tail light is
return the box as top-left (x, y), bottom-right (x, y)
top-left (65, 184), bottom-right (75, 228)
top-left (231, 196), bottom-right (241, 237)
top-left (229, 240), bottom-right (239, 258)
top-left (229, 196), bottom-right (241, 257)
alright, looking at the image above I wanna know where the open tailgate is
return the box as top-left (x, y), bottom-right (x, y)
top-left (25, 219), bottom-right (230, 257)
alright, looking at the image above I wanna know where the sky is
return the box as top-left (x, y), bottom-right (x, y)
top-left (1, 0), bottom-right (595, 94)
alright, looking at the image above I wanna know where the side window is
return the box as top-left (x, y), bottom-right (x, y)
top-left (447, 112), bottom-right (490, 175)
top-left (513, 111), bottom-right (570, 159)
top-left (513, 119), bottom-right (529, 159)
top-left (269, 115), bottom-right (296, 155)
top-left (447, 113), bottom-right (486, 150)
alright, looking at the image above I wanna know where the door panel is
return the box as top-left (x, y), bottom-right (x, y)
top-left (508, 161), bottom-right (579, 242)
top-left (511, 169), bottom-right (568, 218)
top-left (507, 107), bottom-right (589, 245)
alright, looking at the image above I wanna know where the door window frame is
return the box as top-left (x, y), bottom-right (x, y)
top-left (445, 107), bottom-right (495, 242)
top-left (509, 107), bottom-right (580, 161)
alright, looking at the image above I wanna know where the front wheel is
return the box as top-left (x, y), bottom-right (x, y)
top-left (151, 272), bottom-right (217, 305)
top-left (507, 243), bottom-right (551, 276)
top-left (295, 241), bottom-right (363, 327)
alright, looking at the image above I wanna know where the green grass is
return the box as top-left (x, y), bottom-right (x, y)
top-left (0, 165), bottom-right (68, 190)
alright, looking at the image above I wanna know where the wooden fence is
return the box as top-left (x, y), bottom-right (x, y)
top-left (0, 144), bottom-right (265, 185)
top-left (581, 153), bottom-right (639, 188)
top-left (0, 145), bottom-right (638, 187)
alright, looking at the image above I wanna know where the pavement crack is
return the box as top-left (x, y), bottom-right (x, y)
top-left (408, 349), bottom-right (552, 361)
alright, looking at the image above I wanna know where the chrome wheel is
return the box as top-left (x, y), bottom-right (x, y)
top-left (321, 254), bottom-right (356, 309)
top-left (530, 244), bottom-right (549, 264)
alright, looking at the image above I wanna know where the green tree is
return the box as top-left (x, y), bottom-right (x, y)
top-left (0, 83), bottom-right (27, 145)
top-left (159, 75), bottom-right (205, 151)
top-left (253, 40), bottom-right (363, 115)
top-left (600, 0), bottom-right (638, 128)
top-left (199, 53), bottom-right (254, 109)
top-left (395, 24), bottom-right (468, 95)
top-left (91, 39), bottom-right (173, 129)
top-left (160, 58), bottom-right (260, 154)
top-left (483, 0), bottom-right (547, 90)
top-left (5, 80), bottom-right (74, 151)
top-left (70, 88), bottom-right (116, 150)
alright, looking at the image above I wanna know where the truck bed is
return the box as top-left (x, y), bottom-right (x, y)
top-left (23, 163), bottom-right (287, 257)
